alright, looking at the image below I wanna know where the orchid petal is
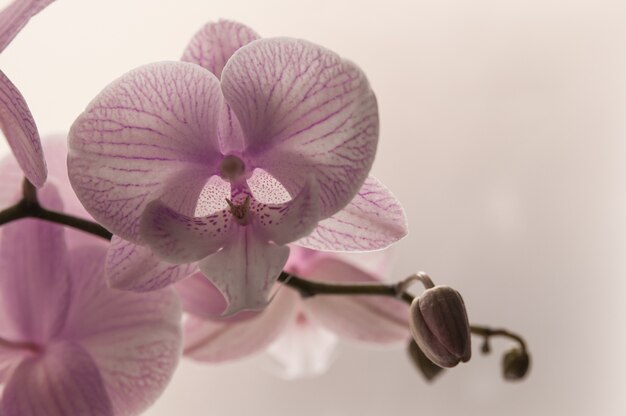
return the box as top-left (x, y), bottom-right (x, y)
top-left (0, 0), bottom-right (56, 54)
top-left (297, 175), bottom-right (408, 251)
top-left (175, 272), bottom-right (229, 318)
top-left (222, 38), bottom-right (379, 218)
top-left (181, 21), bottom-right (259, 155)
top-left (106, 235), bottom-right (197, 292)
top-left (0, 70), bottom-right (46, 187)
top-left (0, 152), bottom-right (23, 207)
top-left (184, 288), bottom-right (299, 362)
top-left (182, 20), bottom-right (259, 79)
top-left (199, 226), bottom-right (290, 315)
top-left (0, 186), bottom-right (69, 343)
top-left (68, 62), bottom-right (224, 241)
top-left (256, 176), bottom-right (320, 245)
top-left (266, 312), bottom-right (338, 379)
top-left (61, 245), bottom-right (182, 416)
top-left (304, 258), bottom-right (410, 343)
top-left (140, 200), bottom-right (233, 264)
top-left (0, 342), bottom-right (113, 416)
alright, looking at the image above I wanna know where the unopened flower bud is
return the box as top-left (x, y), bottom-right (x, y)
top-left (502, 348), bottom-right (530, 380)
top-left (409, 285), bottom-right (471, 368)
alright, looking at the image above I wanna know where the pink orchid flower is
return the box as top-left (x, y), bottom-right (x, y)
top-left (0, 184), bottom-right (182, 416)
top-left (0, 0), bottom-right (55, 187)
top-left (68, 20), bottom-right (407, 316)
top-left (179, 247), bottom-right (410, 377)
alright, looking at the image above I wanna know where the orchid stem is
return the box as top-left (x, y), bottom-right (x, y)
top-left (0, 179), bottom-right (112, 240)
top-left (0, 179), bottom-right (528, 354)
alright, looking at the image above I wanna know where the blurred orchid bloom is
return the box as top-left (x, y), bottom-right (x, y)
top-left (0, 185), bottom-right (182, 416)
top-left (179, 247), bottom-right (410, 377)
top-left (0, 0), bottom-right (55, 187)
top-left (68, 20), bottom-right (407, 315)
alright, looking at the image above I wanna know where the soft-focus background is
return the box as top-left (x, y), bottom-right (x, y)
top-left (1, 0), bottom-right (625, 415)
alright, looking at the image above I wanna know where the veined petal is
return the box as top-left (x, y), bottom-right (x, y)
top-left (256, 176), bottom-right (320, 245)
top-left (68, 62), bottom-right (224, 241)
top-left (0, 70), bottom-right (46, 187)
top-left (297, 175), bottom-right (408, 251)
top-left (182, 20), bottom-right (259, 79)
top-left (0, 0), bottom-right (56, 53)
top-left (222, 38), bottom-right (379, 218)
top-left (304, 258), bottom-right (410, 343)
top-left (266, 312), bottom-right (338, 379)
top-left (60, 245), bottom-right (182, 416)
top-left (198, 227), bottom-right (290, 315)
top-left (140, 200), bottom-right (234, 264)
top-left (0, 185), bottom-right (69, 344)
top-left (106, 236), bottom-right (197, 292)
top-left (0, 342), bottom-right (113, 416)
top-left (184, 288), bottom-right (299, 362)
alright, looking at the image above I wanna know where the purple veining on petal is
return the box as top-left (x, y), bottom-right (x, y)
top-left (182, 20), bottom-right (260, 79)
top-left (0, 70), bottom-right (47, 187)
top-left (0, 0), bottom-right (57, 54)
top-left (296, 175), bottom-right (408, 251)
top-left (68, 62), bottom-right (224, 240)
top-left (61, 245), bottom-right (182, 415)
top-left (106, 236), bottom-right (198, 292)
top-left (221, 38), bottom-right (379, 218)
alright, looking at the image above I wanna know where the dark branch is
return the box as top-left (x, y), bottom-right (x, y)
top-left (0, 179), bottom-right (528, 352)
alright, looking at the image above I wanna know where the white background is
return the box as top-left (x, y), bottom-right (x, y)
top-left (1, 0), bottom-right (626, 415)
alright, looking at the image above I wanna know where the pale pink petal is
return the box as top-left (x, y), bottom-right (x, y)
top-left (0, 342), bottom-right (113, 416)
top-left (304, 258), bottom-right (410, 343)
top-left (0, 347), bottom-right (29, 384)
top-left (175, 272), bottom-right (229, 318)
top-left (182, 20), bottom-right (259, 79)
top-left (184, 288), bottom-right (299, 362)
top-left (40, 135), bottom-right (89, 218)
top-left (106, 235), bottom-right (197, 292)
top-left (0, 186), bottom-right (69, 344)
top-left (266, 312), bottom-right (338, 379)
top-left (140, 200), bottom-right (234, 264)
top-left (221, 38), bottom-right (379, 218)
top-left (198, 227), bottom-right (290, 315)
top-left (297, 175), bottom-right (408, 251)
top-left (0, 0), bottom-right (56, 53)
top-left (68, 62), bottom-right (224, 241)
top-left (60, 245), bottom-right (182, 416)
top-left (0, 152), bottom-right (23, 207)
top-left (181, 21), bottom-right (259, 155)
top-left (256, 176), bottom-right (320, 245)
top-left (0, 70), bottom-right (46, 187)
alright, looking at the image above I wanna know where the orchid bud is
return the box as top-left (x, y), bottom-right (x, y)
top-left (502, 348), bottom-right (530, 380)
top-left (409, 285), bottom-right (471, 368)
